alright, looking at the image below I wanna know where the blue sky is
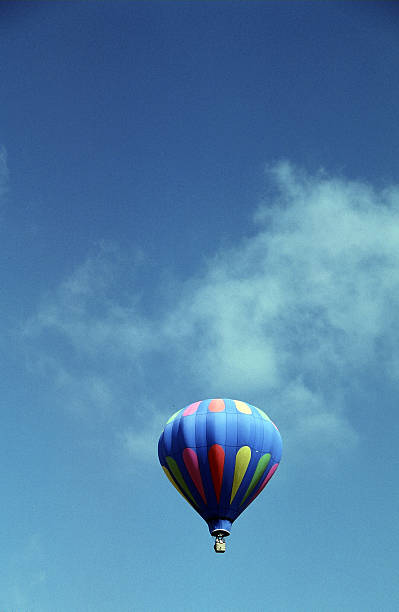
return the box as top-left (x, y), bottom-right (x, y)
top-left (1, 1), bottom-right (399, 610)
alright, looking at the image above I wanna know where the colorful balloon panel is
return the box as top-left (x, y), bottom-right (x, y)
top-left (158, 398), bottom-right (282, 535)
top-left (182, 448), bottom-right (207, 504)
top-left (208, 444), bottom-right (225, 503)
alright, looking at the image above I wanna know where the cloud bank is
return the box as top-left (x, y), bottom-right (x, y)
top-left (23, 162), bottom-right (399, 460)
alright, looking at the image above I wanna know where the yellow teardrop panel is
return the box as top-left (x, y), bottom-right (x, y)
top-left (230, 446), bottom-right (251, 503)
top-left (234, 400), bottom-right (252, 414)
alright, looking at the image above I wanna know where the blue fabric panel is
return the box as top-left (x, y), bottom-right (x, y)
top-left (205, 410), bottom-right (227, 448)
top-left (207, 517), bottom-right (232, 535)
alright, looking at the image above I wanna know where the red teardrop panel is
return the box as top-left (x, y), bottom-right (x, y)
top-left (208, 444), bottom-right (225, 503)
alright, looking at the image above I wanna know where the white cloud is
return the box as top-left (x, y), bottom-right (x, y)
top-left (120, 407), bottom-right (166, 468)
top-left (22, 163), bottom-right (399, 461)
top-left (162, 162), bottom-right (399, 448)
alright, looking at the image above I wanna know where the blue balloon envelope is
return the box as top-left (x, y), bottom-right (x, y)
top-left (158, 398), bottom-right (282, 539)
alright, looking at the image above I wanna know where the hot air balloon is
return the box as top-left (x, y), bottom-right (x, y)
top-left (158, 398), bottom-right (282, 553)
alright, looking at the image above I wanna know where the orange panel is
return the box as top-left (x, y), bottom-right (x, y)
top-left (208, 399), bottom-right (225, 412)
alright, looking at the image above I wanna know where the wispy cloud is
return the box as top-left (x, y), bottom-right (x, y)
top-left (22, 162), bottom-right (399, 461)
top-left (23, 246), bottom-right (157, 421)
top-left (120, 405), bottom-right (166, 468)
top-left (0, 533), bottom-right (47, 612)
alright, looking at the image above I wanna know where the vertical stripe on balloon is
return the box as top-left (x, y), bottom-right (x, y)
top-left (240, 453), bottom-right (271, 505)
top-left (162, 466), bottom-right (195, 508)
top-left (230, 446), bottom-right (251, 504)
top-left (165, 457), bottom-right (198, 506)
top-left (166, 409), bottom-right (182, 424)
top-left (208, 444), bottom-right (225, 502)
top-left (208, 399), bottom-right (225, 412)
top-left (256, 407), bottom-right (271, 422)
top-left (246, 463), bottom-right (279, 506)
top-left (182, 448), bottom-right (207, 504)
top-left (183, 401), bottom-right (201, 416)
top-left (234, 400), bottom-right (252, 414)
top-left (256, 407), bottom-right (279, 431)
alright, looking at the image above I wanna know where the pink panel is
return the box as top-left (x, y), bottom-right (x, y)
top-left (246, 463), bottom-right (279, 506)
top-left (208, 399), bottom-right (225, 412)
top-left (182, 448), bottom-right (207, 504)
top-left (183, 401), bottom-right (201, 416)
top-left (262, 463), bottom-right (278, 486)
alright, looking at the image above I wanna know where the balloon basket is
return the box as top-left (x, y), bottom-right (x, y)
top-left (213, 533), bottom-right (226, 553)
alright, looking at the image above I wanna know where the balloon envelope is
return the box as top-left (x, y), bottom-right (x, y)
top-left (158, 398), bottom-right (282, 535)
